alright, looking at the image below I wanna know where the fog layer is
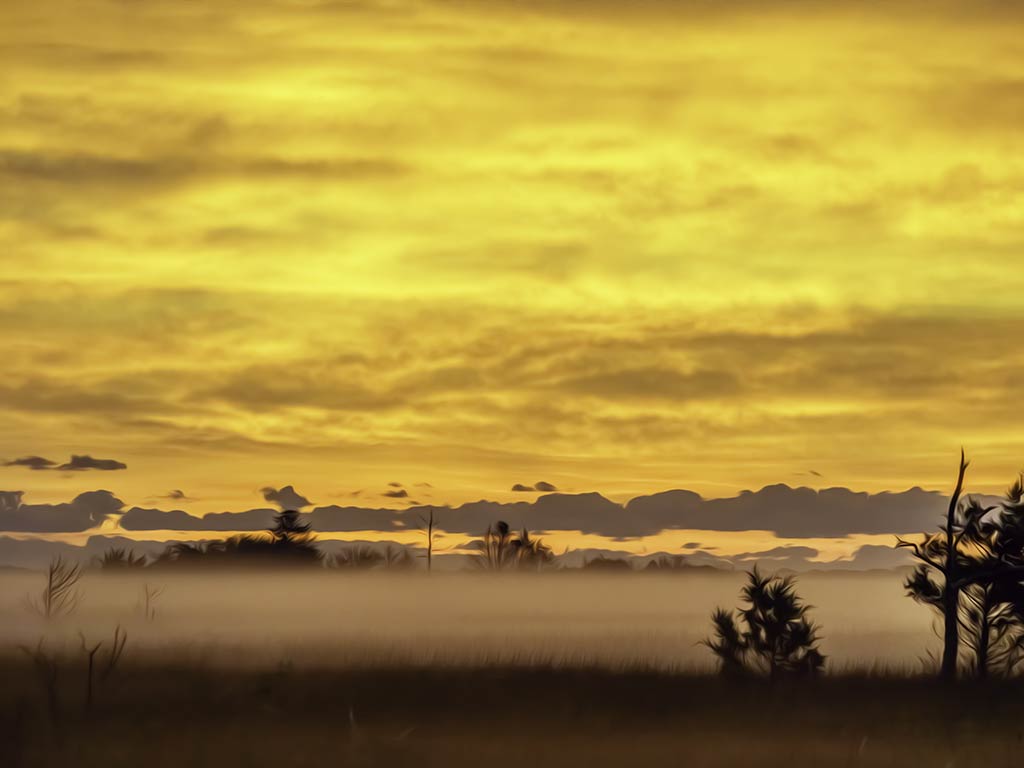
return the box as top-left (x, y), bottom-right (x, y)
top-left (2, 571), bottom-right (930, 671)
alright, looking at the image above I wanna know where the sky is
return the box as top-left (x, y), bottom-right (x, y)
top-left (2, 1), bottom-right (1023, 547)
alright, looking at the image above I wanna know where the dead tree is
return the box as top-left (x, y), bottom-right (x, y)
top-left (77, 625), bottom-right (128, 713)
top-left (25, 557), bottom-right (82, 620)
top-left (419, 507), bottom-right (438, 572)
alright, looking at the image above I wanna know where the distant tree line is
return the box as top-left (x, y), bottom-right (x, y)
top-left (91, 512), bottom-right (721, 573)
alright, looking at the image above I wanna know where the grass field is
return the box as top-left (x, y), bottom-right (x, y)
top-left (4, 660), bottom-right (1024, 767)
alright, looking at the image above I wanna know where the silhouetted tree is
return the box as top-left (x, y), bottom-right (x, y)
top-left (511, 527), bottom-right (554, 571)
top-left (899, 455), bottom-right (1024, 679)
top-left (419, 507), bottom-right (438, 572)
top-left (266, 509), bottom-right (320, 561)
top-left (472, 521), bottom-right (553, 571)
top-left (94, 547), bottom-right (147, 570)
top-left (897, 451), bottom-right (972, 681)
top-left (703, 568), bottom-right (825, 680)
top-left (152, 513), bottom-right (323, 568)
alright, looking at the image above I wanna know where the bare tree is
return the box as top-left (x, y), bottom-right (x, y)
top-left (26, 556), bottom-right (82, 620)
top-left (77, 626), bottom-right (128, 713)
top-left (419, 507), bottom-right (438, 572)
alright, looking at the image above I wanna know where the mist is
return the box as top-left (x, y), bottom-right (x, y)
top-left (2, 570), bottom-right (932, 671)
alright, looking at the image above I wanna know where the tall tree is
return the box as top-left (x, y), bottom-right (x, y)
top-left (898, 450), bottom-right (970, 680)
top-left (899, 454), bottom-right (1024, 679)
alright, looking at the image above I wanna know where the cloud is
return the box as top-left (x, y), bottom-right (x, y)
top-left (383, 488), bottom-right (409, 498)
top-left (260, 485), bottom-right (312, 509)
top-left (4, 456), bottom-right (57, 470)
top-left (511, 481), bottom-right (558, 493)
top-left (121, 507), bottom-right (277, 532)
top-left (4, 454), bottom-right (126, 471)
top-left (56, 454), bottom-right (127, 471)
top-left (624, 485), bottom-right (949, 538)
top-left (0, 489), bottom-right (124, 532)
top-left (108, 483), bottom-right (955, 539)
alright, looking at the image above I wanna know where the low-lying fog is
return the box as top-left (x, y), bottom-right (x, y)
top-left (1, 570), bottom-right (934, 672)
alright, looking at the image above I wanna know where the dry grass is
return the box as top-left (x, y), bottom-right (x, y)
top-left (3, 658), bottom-right (1024, 767)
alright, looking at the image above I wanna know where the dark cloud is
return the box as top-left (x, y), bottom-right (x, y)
top-left (261, 485), bottom-right (312, 510)
top-left (6, 482), bottom-right (956, 540)
top-left (0, 490), bottom-right (123, 532)
top-left (624, 485), bottom-right (949, 538)
top-left (4, 456), bottom-right (57, 470)
top-left (162, 489), bottom-right (192, 501)
top-left (388, 481), bottom-right (403, 488)
top-left (121, 507), bottom-right (277, 532)
top-left (4, 454), bottom-right (126, 471)
top-left (682, 541), bottom-right (702, 550)
top-left (57, 454), bottom-right (127, 471)
top-left (511, 483), bottom-right (535, 492)
top-left (534, 481), bottom-right (558, 492)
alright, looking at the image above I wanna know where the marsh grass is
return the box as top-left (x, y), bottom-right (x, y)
top-left (4, 657), bottom-right (1024, 767)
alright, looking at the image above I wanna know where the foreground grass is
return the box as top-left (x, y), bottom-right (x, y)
top-left (3, 658), bottom-right (1024, 767)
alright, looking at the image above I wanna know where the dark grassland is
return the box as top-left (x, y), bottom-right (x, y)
top-left (4, 660), bottom-right (1024, 768)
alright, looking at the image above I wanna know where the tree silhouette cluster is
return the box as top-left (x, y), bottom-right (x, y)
top-left (472, 520), bottom-right (554, 571)
top-left (704, 568), bottom-right (825, 680)
top-left (898, 452), bottom-right (1024, 680)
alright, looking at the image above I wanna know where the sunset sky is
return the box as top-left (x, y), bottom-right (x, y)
top-left (2, 0), bottom-right (1023, 537)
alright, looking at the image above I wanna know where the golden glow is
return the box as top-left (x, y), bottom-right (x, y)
top-left (2, 1), bottom-right (1023, 530)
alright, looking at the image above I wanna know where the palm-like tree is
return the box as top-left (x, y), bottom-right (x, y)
top-left (704, 568), bottom-right (825, 680)
top-left (95, 547), bottom-right (147, 570)
top-left (473, 521), bottom-right (553, 571)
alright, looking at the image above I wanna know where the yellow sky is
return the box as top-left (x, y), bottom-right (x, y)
top-left (1, 0), bottom-right (1023, 522)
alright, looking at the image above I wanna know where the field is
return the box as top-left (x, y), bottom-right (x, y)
top-left (7, 569), bottom-right (1015, 767)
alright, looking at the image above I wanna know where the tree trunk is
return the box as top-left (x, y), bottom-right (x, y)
top-left (939, 450), bottom-right (969, 682)
top-left (976, 612), bottom-right (990, 680)
top-left (940, 587), bottom-right (960, 681)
